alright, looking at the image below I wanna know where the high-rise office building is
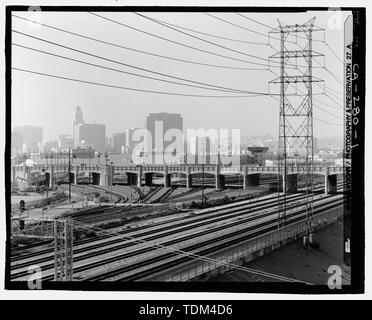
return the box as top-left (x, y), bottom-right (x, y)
top-left (125, 128), bottom-right (141, 154)
top-left (73, 106), bottom-right (84, 147)
top-left (58, 134), bottom-right (73, 151)
top-left (192, 136), bottom-right (213, 164)
top-left (13, 125), bottom-right (43, 153)
top-left (72, 106), bottom-right (106, 152)
top-left (42, 140), bottom-right (59, 153)
top-left (73, 105), bottom-right (84, 126)
top-left (77, 123), bottom-right (106, 152)
top-left (112, 132), bottom-right (126, 154)
top-left (145, 112), bottom-right (183, 153)
top-left (313, 137), bottom-right (319, 154)
top-left (11, 131), bottom-right (23, 155)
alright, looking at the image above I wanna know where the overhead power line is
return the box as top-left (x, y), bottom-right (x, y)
top-left (324, 40), bottom-right (344, 64)
top-left (234, 13), bottom-right (274, 29)
top-left (233, 13), bottom-right (345, 85)
top-left (134, 12), bottom-right (274, 67)
top-left (135, 12), bottom-right (312, 69)
top-left (324, 67), bottom-right (343, 85)
top-left (88, 12), bottom-right (278, 68)
top-left (312, 100), bottom-right (342, 119)
top-left (269, 95), bottom-right (342, 126)
top-left (325, 85), bottom-right (343, 96)
top-left (132, 13), bottom-right (268, 45)
top-left (325, 89), bottom-right (343, 102)
top-left (12, 14), bottom-right (265, 71)
top-left (291, 44), bottom-right (343, 89)
top-left (314, 117), bottom-right (343, 126)
top-left (235, 12), bottom-right (325, 43)
top-left (269, 69), bottom-right (343, 119)
top-left (324, 92), bottom-right (343, 107)
top-left (294, 63), bottom-right (343, 110)
top-left (205, 12), bottom-right (296, 45)
top-left (294, 64), bottom-right (342, 111)
top-left (13, 29), bottom-right (276, 96)
top-left (13, 42), bottom-right (263, 95)
top-left (312, 82), bottom-right (342, 111)
top-left (12, 67), bottom-right (265, 98)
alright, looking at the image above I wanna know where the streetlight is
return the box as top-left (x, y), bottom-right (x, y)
top-left (41, 185), bottom-right (45, 219)
top-left (68, 147), bottom-right (72, 203)
top-left (39, 171), bottom-right (46, 219)
top-left (201, 163), bottom-right (205, 207)
top-left (45, 154), bottom-right (49, 192)
top-left (110, 161), bottom-right (114, 202)
top-left (50, 152), bottom-right (54, 189)
top-left (88, 154), bottom-right (91, 184)
top-left (104, 152), bottom-right (109, 187)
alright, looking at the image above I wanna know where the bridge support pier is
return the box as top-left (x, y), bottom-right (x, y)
top-left (100, 165), bottom-right (114, 187)
top-left (215, 164), bottom-right (225, 190)
top-left (137, 172), bottom-right (142, 188)
top-left (91, 172), bottom-right (101, 185)
top-left (185, 166), bottom-right (192, 188)
top-left (325, 174), bottom-right (337, 194)
top-left (100, 172), bottom-right (114, 186)
top-left (244, 173), bottom-right (260, 189)
top-left (127, 173), bottom-right (139, 186)
top-left (216, 174), bottom-right (225, 190)
top-left (164, 174), bottom-right (171, 188)
top-left (284, 174), bottom-right (298, 193)
top-left (108, 165), bottom-right (114, 186)
top-left (45, 172), bottom-right (52, 188)
top-left (163, 167), bottom-right (171, 188)
top-left (74, 167), bottom-right (79, 184)
top-left (12, 166), bottom-right (16, 183)
top-left (186, 174), bottom-right (192, 189)
top-left (99, 172), bottom-right (107, 186)
top-left (68, 172), bottom-right (76, 185)
top-left (145, 173), bottom-right (153, 186)
top-left (127, 173), bottom-right (133, 185)
top-left (135, 166), bottom-right (142, 187)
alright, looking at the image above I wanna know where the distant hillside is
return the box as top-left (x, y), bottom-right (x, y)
top-left (240, 134), bottom-right (343, 150)
top-left (317, 136), bottom-right (343, 148)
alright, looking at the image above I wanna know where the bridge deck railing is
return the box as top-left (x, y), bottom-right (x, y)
top-left (15, 164), bottom-right (343, 174)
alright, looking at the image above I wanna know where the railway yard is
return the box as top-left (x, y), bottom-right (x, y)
top-left (10, 176), bottom-right (344, 283)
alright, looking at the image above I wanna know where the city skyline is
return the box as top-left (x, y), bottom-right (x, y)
top-left (12, 11), bottom-right (346, 142)
top-left (7, 6), bottom-right (363, 292)
top-left (12, 106), bottom-right (344, 155)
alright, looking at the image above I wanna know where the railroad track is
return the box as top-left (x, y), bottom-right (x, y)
top-left (10, 193), bottom-right (308, 275)
top-left (165, 188), bottom-right (203, 201)
top-left (140, 187), bottom-right (173, 204)
top-left (11, 178), bottom-right (342, 259)
top-left (10, 192), bottom-right (306, 264)
top-left (11, 191), bottom-right (340, 281)
top-left (70, 180), bottom-right (343, 224)
top-left (140, 187), bottom-right (162, 203)
top-left (85, 197), bottom-right (343, 281)
top-left (11, 179), bottom-right (343, 256)
top-left (157, 187), bottom-right (177, 203)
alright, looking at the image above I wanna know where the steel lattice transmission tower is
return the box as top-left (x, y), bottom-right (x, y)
top-left (12, 214), bottom-right (74, 281)
top-left (54, 218), bottom-right (74, 281)
top-left (269, 18), bottom-right (324, 232)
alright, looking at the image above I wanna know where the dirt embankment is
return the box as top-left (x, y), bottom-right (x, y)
top-left (217, 219), bottom-right (351, 285)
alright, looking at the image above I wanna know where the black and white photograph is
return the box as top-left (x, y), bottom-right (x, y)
top-left (1, 2), bottom-right (366, 299)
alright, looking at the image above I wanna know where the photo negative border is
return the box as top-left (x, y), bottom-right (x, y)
top-left (4, 5), bottom-right (365, 294)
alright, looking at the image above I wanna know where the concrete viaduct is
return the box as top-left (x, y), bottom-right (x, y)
top-left (12, 163), bottom-right (343, 195)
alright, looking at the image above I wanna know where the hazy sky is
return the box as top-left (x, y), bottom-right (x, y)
top-left (11, 10), bottom-right (350, 141)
